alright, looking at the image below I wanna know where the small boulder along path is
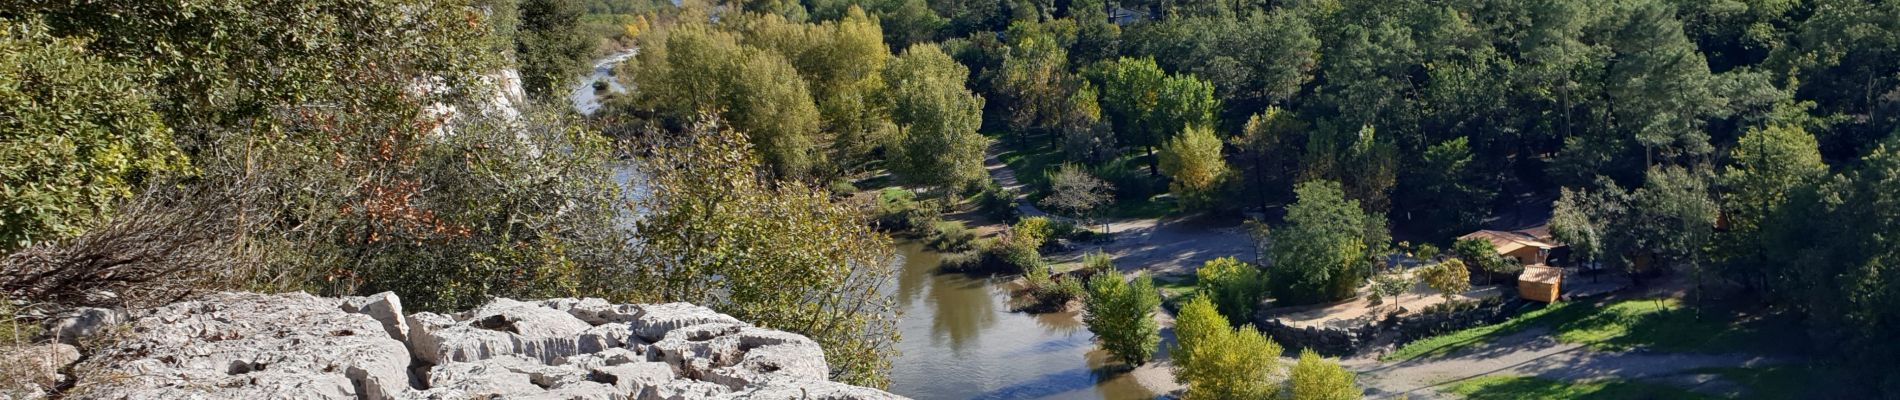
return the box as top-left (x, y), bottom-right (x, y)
top-left (1345, 327), bottom-right (1781, 399)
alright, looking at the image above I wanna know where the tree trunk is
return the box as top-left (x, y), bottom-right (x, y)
top-left (1146, 146), bottom-right (1159, 177)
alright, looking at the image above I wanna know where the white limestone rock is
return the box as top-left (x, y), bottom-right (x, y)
top-left (68, 292), bottom-right (410, 400)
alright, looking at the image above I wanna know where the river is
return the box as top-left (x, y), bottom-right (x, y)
top-left (574, 52), bottom-right (1169, 400)
top-left (886, 242), bottom-right (1169, 400)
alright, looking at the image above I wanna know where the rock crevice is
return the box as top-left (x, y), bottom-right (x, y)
top-left (55, 292), bottom-right (904, 400)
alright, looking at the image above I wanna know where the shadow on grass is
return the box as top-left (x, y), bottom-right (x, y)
top-left (1444, 375), bottom-right (1717, 400)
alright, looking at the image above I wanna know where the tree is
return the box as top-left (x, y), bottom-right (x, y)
top-left (1400, 137), bottom-right (1497, 238)
top-left (1174, 296), bottom-right (1282, 400)
top-left (1368, 270), bottom-right (1414, 312)
top-left (1626, 166), bottom-right (1719, 287)
top-left (0, 19), bottom-right (187, 251)
top-left (1550, 186), bottom-right (1615, 272)
top-left (1267, 180), bottom-right (1380, 305)
top-left (885, 43), bottom-right (989, 193)
top-left (517, 0), bottom-right (592, 99)
top-left (1158, 125), bottom-right (1231, 211)
top-left (1717, 124), bottom-right (1826, 291)
top-left (1089, 57), bottom-right (1217, 175)
top-left (1084, 268), bottom-right (1161, 365)
top-left (625, 24), bottom-right (825, 178)
top-left (1234, 107), bottom-right (1307, 211)
top-left (1302, 124), bottom-right (1398, 215)
top-left (1195, 257), bottom-right (1264, 324)
top-left (1419, 259), bottom-right (1471, 301)
top-left (633, 120), bottom-right (898, 387)
top-left (1289, 349), bottom-right (1362, 400)
top-left (1042, 163), bottom-right (1114, 226)
top-left (1452, 239), bottom-right (1510, 285)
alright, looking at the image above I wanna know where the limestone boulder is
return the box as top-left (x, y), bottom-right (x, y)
top-left (67, 292), bottom-right (410, 400)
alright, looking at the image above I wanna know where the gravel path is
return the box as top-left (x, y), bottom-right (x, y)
top-left (1345, 327), bottom-right (1781, 399)
top-left (983, 142), bottom-right (1256, 276)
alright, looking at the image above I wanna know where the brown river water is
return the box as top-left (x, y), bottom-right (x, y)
top-left (885, 242), bottom-right (1166, 400)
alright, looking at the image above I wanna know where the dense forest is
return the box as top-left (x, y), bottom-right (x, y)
top-left (592, 0), bottom-right (1900, 391)
top-left (3, 0), bottom-right (1898, 396)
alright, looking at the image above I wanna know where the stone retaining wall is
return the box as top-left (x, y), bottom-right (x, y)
top-left (1256, 296), bottom-right (1537, 357)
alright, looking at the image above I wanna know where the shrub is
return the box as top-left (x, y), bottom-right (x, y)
top-left (0, 20), bottom-right (187, 251)
top-left (1290, 348), bottom-right (1362, 400)
top-left (1174, 296), bottom-right (1282, 399)
top-left (926, 221), bottom-right (976, 252)
top-left (1196, 257), bottom-right (1266, 323)
top-left (996, 236), bottom-right (1044, 274)
top-left (873, 187), bottom-right (940, 233)
top-left (1082, 250), bottom-right (1117, 275)
top-left (972, 178), bottom-right (1019, 219)
top-left (938, 249), bottom-right (984, 273)
top-left (1012, 216), bottom-right (1057, 248)
top-left (1085, 269), bottom-right (1161, 365)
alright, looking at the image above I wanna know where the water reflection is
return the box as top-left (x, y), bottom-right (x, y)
top-left (888, 242), bottom-right (1169, 400)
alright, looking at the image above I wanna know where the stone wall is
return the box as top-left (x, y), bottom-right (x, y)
top-left (40, 292), bottom-right (905, 400)
top-left (1256, 297), bottom-right (1536, 357)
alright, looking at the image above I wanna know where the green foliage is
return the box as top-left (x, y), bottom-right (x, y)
top-left (1088, 57), bottom-right (1219, 175)
top-left (1157, 125), bottom-right (1231, 211)
top-left (1368, 270), bottom-right (1414, 310)
top-left (885, 43), bottom-right (988, 192)
top-left (633, 122), bottom-right (897, 387)
top-left (873, 188), bottom-right (940, 232)
top-left (1267, 181), bottom-right (1379, 305)
top-left (1173, 296), bottom-right (1282, 400)
top-left (978, 233), bottom-right (1044, 275)
top-left (1082, 250), bottom-right (1115, 275)
top-left (624, 22), bottom-right (824, 178)
top-left (1445, 375), bottom-right (1715, 400)
top-left (1400, 137), bottom-right (1497, 238)
top-left (1194, 257), bottom-right (1263, 323)
top-left (1452, 239), bottom-right (1514, 283)
top-left (925, 220), bottom-right (975, 252)
top-left (1010, 216), bottom-right (1057, 249)
top-left (1289, 348), bottom-right (1361, 400)
top-left (1084, 269), bottom-right (1161, 365)
top-left (518, 0), bottom-right (593, 99)
top-left (1234, 107), bottom-right (1306, 210)
top-left (0, 19), bottom-right (186, 251)
top-left (1716, 124), bottom-right (1826, 292)
top-left (1418, 259), bottom-right (1471, 301)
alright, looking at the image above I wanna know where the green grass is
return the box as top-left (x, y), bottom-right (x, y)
top-left (1381, 301), bottom-right (1557, 361)
top-left (1443, 375), bottom-right (1717, 400)
top-left (1690, 365), bottom-right (1845, 399)
top-left (1383, 298), bottom-right (1801, 362)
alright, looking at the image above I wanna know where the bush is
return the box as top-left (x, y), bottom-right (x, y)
top-left (925, 220), bottom-right (976, 252)
top-left (1085, 269), bottom-right (1161, 365)
top-left (873, 188), bottom-right (941, 233)
top-left (1174, 296), bottom-right (1282, 399)
top-left (974, 179), bottom-right (1020, 220)
top-left (1196, 257), bottom-right (1266, 323)
top-left (938, 248), bottom-right (984, 273)
top-left (1012, 216), bottom-right (1057, 248)
top-left (1290, 348), bottom-right (1362, 400)
top-left (994, 235), bottom-right (1044, 274)
top-left (0, 20), bottom-right (187, 251)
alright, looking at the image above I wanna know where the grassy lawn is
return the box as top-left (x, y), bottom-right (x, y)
top-left (1383, 298), bottom-right (1801, 362)
top-left (1691, 365), bottom-right (1845, 399)
top-left (1443, 375), bottom-right (1716, 400)
top-left (991, 133), bottom-right (1177, 220)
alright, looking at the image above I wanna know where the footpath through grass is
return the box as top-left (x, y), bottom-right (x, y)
top-left (1382, 298), bottom-right (1800, 362)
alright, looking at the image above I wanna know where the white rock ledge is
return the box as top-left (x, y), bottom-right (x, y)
top-left (60, 292), bottom-right (906, 400)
